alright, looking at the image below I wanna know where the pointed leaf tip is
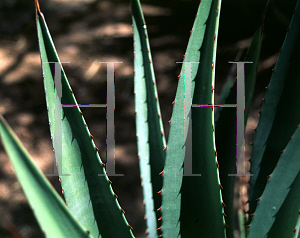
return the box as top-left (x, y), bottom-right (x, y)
top-left (35, 0), bottom-right (41, 14)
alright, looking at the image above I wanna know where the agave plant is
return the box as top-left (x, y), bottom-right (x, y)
top-left (0, 0), bottom-right (300, 237)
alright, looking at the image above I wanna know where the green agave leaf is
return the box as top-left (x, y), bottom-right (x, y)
top-left (215, 4), bottom-right (266, 237)
top-left (295, 218), bottom-right (300, 238)
top-left (131, 0), bottom-right (166, 237)
top-left (248, 0), bottom-right (300, 226)
top-left (35, 2), bottom-right (134, 238)
top-left (238, 210), bottom-right (247, 238)
top-left (161, 0), bottom-right (225, 237)
top-left (0, 115), bottom-right (93, 238)
top-left (247, 123), bottom-right (300, 238)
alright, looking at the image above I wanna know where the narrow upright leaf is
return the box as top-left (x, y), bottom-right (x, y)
top-left (248, 0), bottom-right (300, 226)
top-left (131, 0), bottom-right (166, 237)
top-left (248, 123), bottom-right (300, 238)
top-left (161, 0), bottom-right (225, 237)
top-left (35, 1), bottom-right (134, 237)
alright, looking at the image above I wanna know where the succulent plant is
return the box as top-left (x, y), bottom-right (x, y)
top-left (0, 0), bottom-right (300, 238)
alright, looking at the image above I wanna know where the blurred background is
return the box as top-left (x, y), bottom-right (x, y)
top-left (0, 0), bottom-right (298, 237)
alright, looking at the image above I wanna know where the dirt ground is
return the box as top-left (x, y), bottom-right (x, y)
top-left (0, 0), bottom-right (297, 237)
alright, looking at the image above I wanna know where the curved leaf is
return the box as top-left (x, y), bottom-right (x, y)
top-left (0, 115), bottom-right (93, 238)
